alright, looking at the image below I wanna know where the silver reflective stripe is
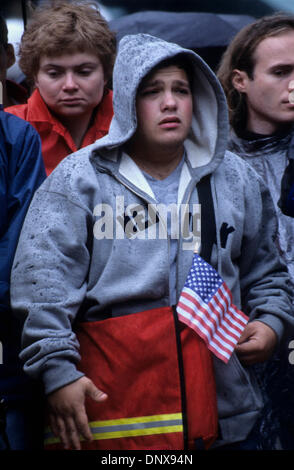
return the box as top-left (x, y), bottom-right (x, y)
top-left (44, 412), bottom-right (183, 445)
top-left (90, 418), bottom-right (182, 434)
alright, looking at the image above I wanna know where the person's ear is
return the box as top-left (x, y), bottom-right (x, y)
top-left (5, 44), bottom-right (15, 69)
top-left (231, 69), bottom-right (249, 93)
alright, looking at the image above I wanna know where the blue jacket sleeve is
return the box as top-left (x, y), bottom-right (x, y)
top-left (0, 110), bottom-right (46, 321)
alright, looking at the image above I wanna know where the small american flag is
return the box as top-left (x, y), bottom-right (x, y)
top-left (177, 253), bottom-right (248, 363)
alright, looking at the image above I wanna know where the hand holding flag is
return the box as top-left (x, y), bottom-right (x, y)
top-left (176, 252), bottom-right (249, 363)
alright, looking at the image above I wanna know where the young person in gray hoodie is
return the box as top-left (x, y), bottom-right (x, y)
top-left (10, 33), bottom-right (293, 451)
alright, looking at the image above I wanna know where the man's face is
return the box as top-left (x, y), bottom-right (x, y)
top-left (35, 51), bottom-right (106, 120)
top-left (133, 65), bottom-right (193, 152)
top-left (236, 31), bottom-right (294, 134)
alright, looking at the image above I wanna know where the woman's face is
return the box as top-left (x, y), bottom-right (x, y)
top-left (35, 51), bottom-right (106, 120)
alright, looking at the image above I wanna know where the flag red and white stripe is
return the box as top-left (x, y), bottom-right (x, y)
top-left (177, 253), bottom-right (248, 363)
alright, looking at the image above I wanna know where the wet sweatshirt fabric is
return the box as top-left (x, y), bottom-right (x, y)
top-left (10, 34), bottom-right (294, 447)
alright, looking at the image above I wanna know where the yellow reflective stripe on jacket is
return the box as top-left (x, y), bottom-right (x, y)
top-left (44, 413), bottom-right (183, 445)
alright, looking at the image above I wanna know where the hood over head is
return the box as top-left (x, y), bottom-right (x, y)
top-left (95, 33), bottom-right (229, 170)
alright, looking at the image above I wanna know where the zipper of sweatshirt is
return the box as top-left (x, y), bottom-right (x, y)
top-left (175, 178), bottom-right (200, 301)
top-left (175, 172), bottom-right (217, 300)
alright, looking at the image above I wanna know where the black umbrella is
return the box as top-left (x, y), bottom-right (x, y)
top-left (103, 0), bottom-right (275, 17)
top-left (109, 11), bottom-right (255, 70)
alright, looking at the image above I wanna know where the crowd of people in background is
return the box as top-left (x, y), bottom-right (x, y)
top-left (1, 0), bottom-right (294, 452)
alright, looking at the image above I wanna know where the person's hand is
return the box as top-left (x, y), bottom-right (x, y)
top-left (47, 376), bottom-right (107, 450)
top-left (235, 320), bottom-right (277, 365)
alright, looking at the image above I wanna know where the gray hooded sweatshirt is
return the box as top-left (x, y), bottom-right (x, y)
top-left (11, 34), bottom-right (293, 447)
